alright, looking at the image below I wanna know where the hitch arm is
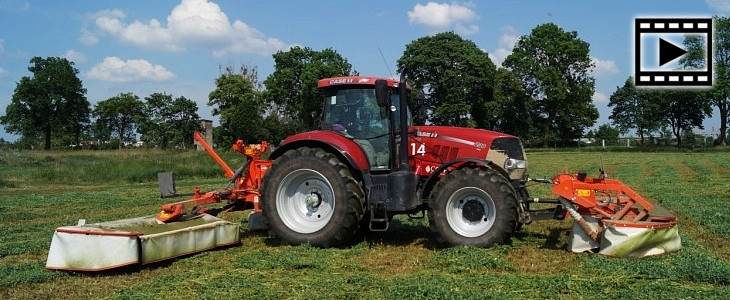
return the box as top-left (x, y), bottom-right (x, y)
top-left (194, 131), bottom-right (234, 178)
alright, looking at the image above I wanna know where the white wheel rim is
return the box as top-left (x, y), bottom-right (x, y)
top-left (445, 187), bottom-right (496, 237)
top-left (276, 169), bottom-right (335, 234)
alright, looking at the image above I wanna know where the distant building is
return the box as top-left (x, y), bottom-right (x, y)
top-left (196, 119), bottom-right (214, 150)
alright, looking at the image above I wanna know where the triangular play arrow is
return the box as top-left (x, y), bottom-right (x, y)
top-left (659, 38), bottom-right (687, 66)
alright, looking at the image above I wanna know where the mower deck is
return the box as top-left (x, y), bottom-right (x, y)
top-left (552, 173), bottom-right (682, 257)
top-left (46, 214), bottom-right (240, 271)
top-left (566, 201), bottom-right (681, 257)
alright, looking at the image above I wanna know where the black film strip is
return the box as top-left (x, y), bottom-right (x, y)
top-left (634, 18), bottom-right (713, 87)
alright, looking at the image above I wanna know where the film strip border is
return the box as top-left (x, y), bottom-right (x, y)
top-left (634, 18), bottom-right (713, 87)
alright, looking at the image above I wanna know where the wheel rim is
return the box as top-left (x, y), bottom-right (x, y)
top-left (276, 168), bottom-right (335, 234)
top-left (445, 187), bottom-right (496, 238)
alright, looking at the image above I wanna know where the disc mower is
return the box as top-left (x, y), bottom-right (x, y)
top-left (46, 74), bottom-right (680, 271)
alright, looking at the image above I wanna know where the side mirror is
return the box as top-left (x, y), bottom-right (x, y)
top-left (375, 79), bottom-right (388, 107)
top-left (311, 110), bottom-right (322, 129)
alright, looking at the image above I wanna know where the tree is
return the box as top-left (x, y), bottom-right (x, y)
top-left (489, 68), bottom-right (534, 138)
top-left (139, 93), bottom-right (200, 149)
top-left (711, 16), bottom-right (730, 145)
top-left (209, 67), bottom-right (266, 145)
top-left (554, 89), bottom-right (599, 145)
top-left (397, 32), bottom-right (497, 128)
top-left (92, 93), bottom-right (145, 149)
top-left (648, 89), bottom-right (712, 146)
top-left (679, 34), bottom-right (707, 69)
top-left (1, 56), bottom-right (89, 150)
top-left (714, 16), bottom-right (730, 145)
top-left (593, 124), bottom-right (620, 145)
top-left (503, 23), bottom-right (597, 147)
top-left (608, 77), bottom-right (662, 145)
top-left (681, 17), bottom-right (730, 145)
top-left (263, 46), bottom-right (354, 130)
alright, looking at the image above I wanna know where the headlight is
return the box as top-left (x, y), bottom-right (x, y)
top-left (504, 158), bottom-right (527, 170)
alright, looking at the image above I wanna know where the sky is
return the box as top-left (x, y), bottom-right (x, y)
top-left (0, 0), bottom-right (728, 142)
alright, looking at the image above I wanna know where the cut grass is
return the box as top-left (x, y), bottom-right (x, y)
top-left (1, 150), bottom-right (730, 299)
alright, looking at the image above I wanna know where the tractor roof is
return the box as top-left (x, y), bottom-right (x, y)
top-left (318, 76), bottom-right (410, 90)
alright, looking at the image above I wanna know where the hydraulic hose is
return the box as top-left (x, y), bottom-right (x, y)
top-left (559, 197), bottom-right (599, 241)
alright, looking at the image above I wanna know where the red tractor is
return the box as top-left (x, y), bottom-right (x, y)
top-left (259, 74), bottom-right (534, 247)
top-left (47, 73), bottom-right (681, 271)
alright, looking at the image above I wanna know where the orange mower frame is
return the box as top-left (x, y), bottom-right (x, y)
top-left (155, 132), bottom-right (271, 222)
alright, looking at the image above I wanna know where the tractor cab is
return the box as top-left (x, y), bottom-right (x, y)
top-left (319, 77), bottom-right (412, 171)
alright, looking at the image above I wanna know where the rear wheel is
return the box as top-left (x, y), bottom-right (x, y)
top-left (261, 147), bottom-right (364, 247)
top-left (428, 167), bottom-right (517, 247)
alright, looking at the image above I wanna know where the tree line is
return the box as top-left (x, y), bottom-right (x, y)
top-left (2, 20), bottom-right (728, 150)
top-left (608, 16), bottom-right (730, 147)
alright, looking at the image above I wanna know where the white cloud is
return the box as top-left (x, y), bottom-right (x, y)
top-left (706, 0), bottom-right (730, 14)
top-left (91, 8), bottom-right (126, 20)
top-left (63, 49), bottom-right (86, 64)
top-left (454, 24), bottom-right (479, 36)
top-left (88, 0), bottom-right (289, 56)
top-left (591, 57), bottom-right (619, 76)
top-left (213, 20), bottom-right (290, 57)
top-left (489, 26), bottom-right (519, 66)
top-left (497, 26), bottom-right (520, 48)
top-left (79, 29), bottom-right (99, 45)
top-left (88, 57), bottom-right (175, 82)
top-left (593, 92), bottom-right (609, 104)
top-left (167, 0), bottom-right (232, 45)
top-left (0, 67), bottom-right (7, 78)
top-left (408, 2), bottom-right (479, 35)
top-left (81, 9), bottom-right (126, 46)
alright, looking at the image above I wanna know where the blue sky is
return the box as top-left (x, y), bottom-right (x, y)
top-left (1, 0), bottom-right (728, 142)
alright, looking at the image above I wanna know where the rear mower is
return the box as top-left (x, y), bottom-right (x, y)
top-left (46, 74), bottom-right (681, 271)
top-left (45, 132), bottom-right (269, 271)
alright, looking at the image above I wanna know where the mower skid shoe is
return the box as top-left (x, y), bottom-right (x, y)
top-left (247, 211), bottom-right (268, 231)
top-left (46, 214), bottom-right (240, 271)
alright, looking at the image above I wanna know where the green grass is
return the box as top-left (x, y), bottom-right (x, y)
top-left (0, 149), bottom-right (246, 188)
top-left (1, 149), bottom-right (730, 299)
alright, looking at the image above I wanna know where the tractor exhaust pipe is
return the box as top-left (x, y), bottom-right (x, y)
top-left (388, 72), bottom-right (419, 211)
top-left (375, 73), bottom-right (419, 212)
top-left (398, 71), bottom-right (410, 171)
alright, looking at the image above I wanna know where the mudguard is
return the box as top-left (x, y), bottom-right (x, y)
top-left (271, 130), bottom-right (371, 171)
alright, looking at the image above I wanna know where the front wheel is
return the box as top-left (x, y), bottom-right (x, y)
top-left (428, 167), bottom-right (518, 247)
top-left (260, 147), bottom-right (364, 247)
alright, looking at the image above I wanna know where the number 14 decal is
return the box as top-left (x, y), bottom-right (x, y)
top-left (410, 143), bottom-right (426, 156)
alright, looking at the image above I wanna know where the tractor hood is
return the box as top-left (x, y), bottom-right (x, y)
top-left (414, 126), bottom-right (527, 180)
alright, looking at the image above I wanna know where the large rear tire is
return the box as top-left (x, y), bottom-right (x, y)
top-left (261, 147), bottom-right (364, 247)
top-left (428, 167), bottom-right (517, 247)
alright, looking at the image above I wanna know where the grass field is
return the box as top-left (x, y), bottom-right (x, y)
top-left (1, 149), bottom-right (730, 299)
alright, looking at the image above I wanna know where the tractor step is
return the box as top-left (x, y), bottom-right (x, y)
top-left (369, 202), bottom-right (389, 231)
top-left (46, 214), bottom-right (240, 271)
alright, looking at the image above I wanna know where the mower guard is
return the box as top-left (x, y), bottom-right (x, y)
top-left (46, 214), bottom-right (240, 271)
top-left (553, 172), bottom-right (681, 258)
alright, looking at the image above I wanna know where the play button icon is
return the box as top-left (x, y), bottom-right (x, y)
top-left (659, 38), bottom-right (687, 66)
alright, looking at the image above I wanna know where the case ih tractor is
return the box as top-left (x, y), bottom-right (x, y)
top-left (46, 74), bottom-right (681, 271)
top-left (259, 74), bottom-right (529, 248)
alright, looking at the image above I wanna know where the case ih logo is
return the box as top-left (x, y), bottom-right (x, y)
top-left (416, 131), bottom-right (438, 138)
top-left (329, 78), bottom-right (354, 84)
